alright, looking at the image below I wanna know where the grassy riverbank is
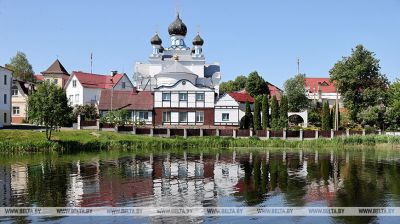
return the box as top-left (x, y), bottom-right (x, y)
top-left (1, 130), bottom-right (400, 154)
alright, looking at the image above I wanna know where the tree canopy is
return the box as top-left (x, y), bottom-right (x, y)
top-left (219, 75), bottom-right (247, 95)
top-left (6, 51), bottom-right (35, 82)
top-left (284, 74), bottom-right (309, 112)
top-left (245, 71), bottom-right (269, 97)
top-left (329, 45), bottom-right (389, 122)
top-left (27, 81), bottom-right (72, 140)
top-left (385, 79), bottom-right (400, 130)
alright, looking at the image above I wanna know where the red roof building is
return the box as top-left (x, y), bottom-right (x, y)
top-left (304, 78), bottom-right (337, 93)
top-left (71, 71), bottom-right (124, 89)
top-left (228, 91), bottom-right (254, 103)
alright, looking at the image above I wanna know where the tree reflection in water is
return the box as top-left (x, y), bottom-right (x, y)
top-left (0, 148), bottom-right (400, 223)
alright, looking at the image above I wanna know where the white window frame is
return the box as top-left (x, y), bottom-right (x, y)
top-left (195, 111), bottom-right (204, 123)
top-left (162, 111), bottom-right (171, 122)
top-left (12, 86), bottom-right (18, 96)
top-left (12, 106), bottom-right (20, 115)
top-left (138, 111), bottom-right (148, 120)
top-left (72, 80), bottom-right (77, 88)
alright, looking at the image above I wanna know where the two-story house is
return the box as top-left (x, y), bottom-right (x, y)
top-left (0, 66), bottom-right (12, 128)
top-left (65, 71), bottom-right (134, 106)
top-left (11, 79), bottom-right (36, 123)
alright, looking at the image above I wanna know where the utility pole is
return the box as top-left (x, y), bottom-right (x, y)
top-left (90, 52), bottom-right (93, 74)
top-left (297, 58), bottom-right (300, 75)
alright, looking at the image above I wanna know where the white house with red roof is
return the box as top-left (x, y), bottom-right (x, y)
top-left (304, 78), bottom-right (343, 108)
top-left (65, 71), bottom-right (133, 106)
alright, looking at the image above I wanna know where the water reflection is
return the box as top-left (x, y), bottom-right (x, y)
top-left (1, 149), bottom-right (400, 223)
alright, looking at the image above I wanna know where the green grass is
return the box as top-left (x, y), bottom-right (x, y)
top-left (1, 129), bottom-right (400, 155)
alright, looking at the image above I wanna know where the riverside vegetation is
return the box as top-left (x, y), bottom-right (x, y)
top-left (1, 130), bottom-right (400, 155)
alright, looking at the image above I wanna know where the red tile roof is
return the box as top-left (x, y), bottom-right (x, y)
top-left (304, 78), bottom-right (337, 93)
top-left (98, 90), bottom-right (153, 111)
top-left (34, 74), bottom-right (44, 81)
top-left (267, 82), bottom-right (283, 101)
top-left (228, 91), bottom-right (254, 103)
top-left (72, 71), bottom-right (124, 89)
top-left (228, 81), bottom-right (283, 103)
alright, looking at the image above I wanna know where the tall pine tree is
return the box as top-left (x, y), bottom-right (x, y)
top-left (240, 100), bottom-right (253, 129)
top-left (270, 96), bottom-right (280, 129)
top-left (279, 95), bottom-right (289, 129)
top-left (321, 102), bottom-right (331, 130)
top-left (261, 94), bottom-right (269, 129)
top-left (253, 96), bottom-right (261, 130)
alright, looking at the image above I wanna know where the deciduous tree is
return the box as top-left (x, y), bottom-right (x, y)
top-left (284, 74), bottom-right (309, 112)
top-left (6, 51), bottom-right (34, 82)
top-left (27, 82), bottom-right (72, 140)
top-left (329, 45), bottom-right (389, 122)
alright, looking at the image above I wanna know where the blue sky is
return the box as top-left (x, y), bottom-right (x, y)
top-left (0, 0), bottom-right (399, 88)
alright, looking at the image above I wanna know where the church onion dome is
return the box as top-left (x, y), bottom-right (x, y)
top-left (168, 13), bottom-right (187, 36)
top-left (192, 32), bottom-right (204, 46)
top-left (150, 33), bottom-right (162, 45)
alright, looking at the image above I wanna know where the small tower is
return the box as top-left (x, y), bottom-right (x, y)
top-left (192, 32), bottom-right (204, 57)
top-left (150, 32), bottom-right (163, 56)
top-left (41, 59), bottom-right (70, 88)
top-left (168, 12), bottom-right (187, 48)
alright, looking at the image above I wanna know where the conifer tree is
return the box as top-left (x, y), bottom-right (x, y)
top-left (261, 94), bottom-right (269, 129)
top-left (270, 96), bottom-right (280, 129)
top-left (253, 96), bottom-right (261, 130)
top-left (321, 102), bottom-right (331, 130)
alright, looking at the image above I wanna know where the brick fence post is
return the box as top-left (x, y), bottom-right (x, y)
top-left (167, 128), bottom-right (170, 137)
top-left (346, 129), bottom-right (350, 137)
top-left (150, 128), bottom-right (154, 137)
top-left (266, 130), bottom-right (270, 139)
top-left (233, 129), bottom-right (237, 138)
top-left (216, 129), bottom-right (219, 137)
top-left (283, 128), bottom-right (287, 140)
top-left (331, 129), bottom-right (334, 139)
top-left (184, 128), bottom-right (187, 138)
top-left (315, 130), bottom-right (319, 139)
top-left (132, 127), bottom-right (136, 135)
top-left (200, 128), bottom-right (203, 137)
top-left (362, 129), bottom-right (366, 136)
top-left (300, 129), bottom-right (303, 141)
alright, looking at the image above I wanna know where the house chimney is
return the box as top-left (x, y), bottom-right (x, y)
top-left (111, 70), bottom-right (118, 76)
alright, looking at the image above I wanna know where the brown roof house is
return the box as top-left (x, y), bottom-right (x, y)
top-left (40, 59), bottom-right (70, 88)
top-left (98, 89), bottom-right (154, 125)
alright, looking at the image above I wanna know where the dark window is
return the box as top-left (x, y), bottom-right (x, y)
top-left (179, 112), bottom-right (187, 122)
top-left (3, 94), bottom-right (7, 104)
top-left (179, 93), bottom-right (187, 101)
top-left (222, 113), bottom-right (230, 121)
top-left (162, 111), bottom-right (171, 122)
top-left (3, 75), bottom-right (7, 85)
top-left (196, 93), bottom-right (205, 101)
top-left (162, 93), bottom-right (171, 101)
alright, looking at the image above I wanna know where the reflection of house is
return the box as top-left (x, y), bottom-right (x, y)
top-left (0, 66), bottom-right (12, 128)
top-left (98, 89), bottom-right (154, 125)
top-left (11, 79), bottom-right (36, 123)
top-left (305, 78), bottom-right (343, 108)
top-left (65, 71), bottom-right (133, 106)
